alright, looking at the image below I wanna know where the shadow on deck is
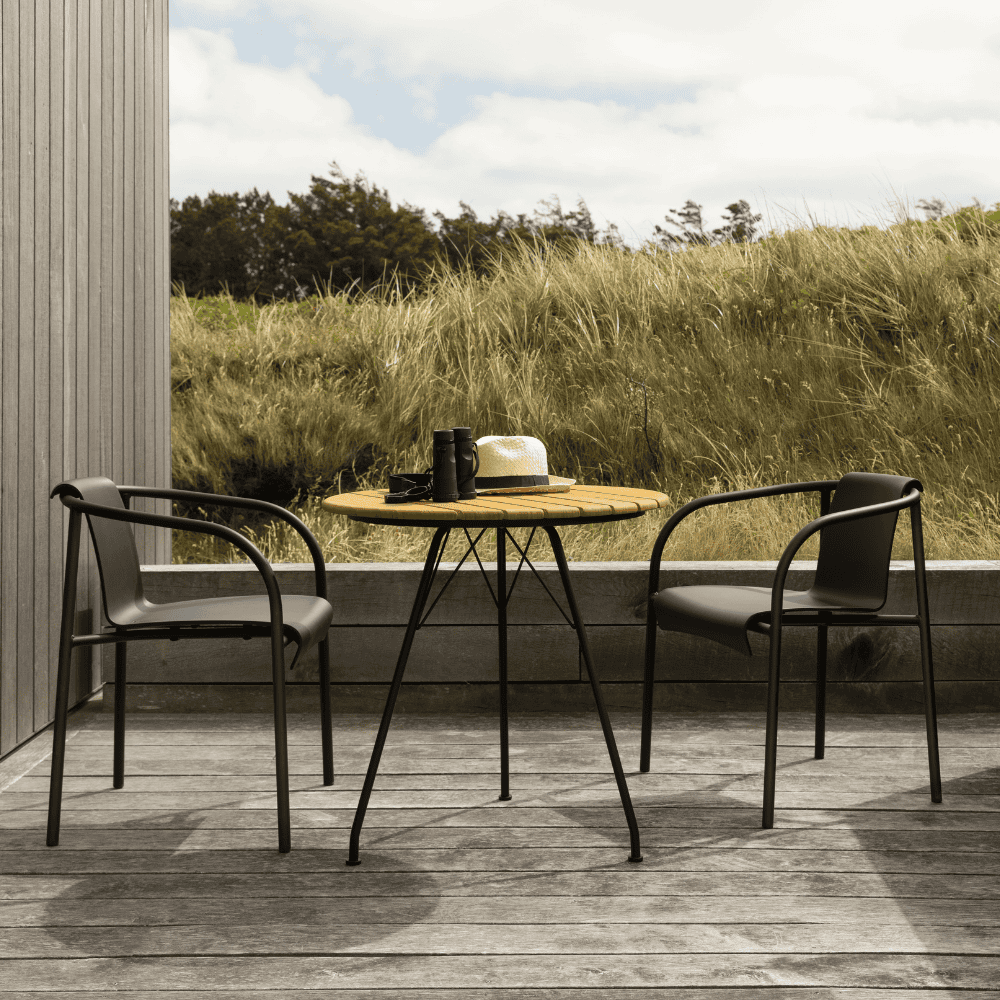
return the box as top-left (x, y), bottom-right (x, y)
top-left (1, 704), bottom-right (998, 995)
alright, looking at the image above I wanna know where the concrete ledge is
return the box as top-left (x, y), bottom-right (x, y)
top-left (106, 560), bottom-right (1000, 713)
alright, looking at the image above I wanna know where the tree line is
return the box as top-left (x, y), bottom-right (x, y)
top-left (169, 162), bottom-right (765, 300)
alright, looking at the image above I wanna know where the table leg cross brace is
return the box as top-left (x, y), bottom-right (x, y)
top-left (416, 527), bottom-right (573, 629)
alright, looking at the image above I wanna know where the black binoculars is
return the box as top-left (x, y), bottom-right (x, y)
top-left (385, 427), bottom-right (479, 503)
top-left (431, 427), bottom-right (479, 501)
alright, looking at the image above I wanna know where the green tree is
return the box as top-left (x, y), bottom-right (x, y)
top-left (281, 163), bottom-right (441, 296)
top-left (432, 201), bottom-right (506, 275)
top-left (906, 198), bottom-right (1000, 245)
top-left (170, 189), bottom-right (293, 300)
top-left (171, 169), bottom-right (631, 299)
top-left (916, 197), bottom-right (946, 221)
top-left (434, 195), bottom-right (625, 276)
top-left (654, 199), bottom-right (763, 249)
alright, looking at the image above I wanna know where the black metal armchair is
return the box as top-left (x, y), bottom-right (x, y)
top-left (641, 472), bottom-right (942, 827)
top-left (47, 477), bottom-right (335, 853)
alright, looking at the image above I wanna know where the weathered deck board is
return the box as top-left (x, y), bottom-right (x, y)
top-left (5, 848), bottom-right (998, 876)
top-left (4, 827), bottom-right (997, 852)
top-left (11, 769), bottom-right (986, 792)
top-left (4, 805), bottom-right (998, 831)
top-left (0, 710), bottom-right (997, 995)
top-left (3, 994), bottom-right (1000, 1000)
top-left (4, 894), bottom-right (998, 926)
top-left (4, 954), bottom-right (1000, 991)
top-left (5, 921), bottom-right (1000, 957)
top-left (3, 993), bottom-right (999, 1000)
top-left (5, 789), bottom-right (991, 813)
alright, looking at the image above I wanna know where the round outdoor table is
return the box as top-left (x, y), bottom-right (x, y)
top-left (322, 484), bottom-right (670, 865)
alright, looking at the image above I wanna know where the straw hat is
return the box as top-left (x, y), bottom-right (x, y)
top-left (474, 436), bottom-right (575, 494)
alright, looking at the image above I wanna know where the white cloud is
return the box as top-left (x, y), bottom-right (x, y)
top-left (169, 3), bottom-right (1000, 243)
top-left (263, 0), bottom-right (1000, 98)
top-left (173, 0), bottom-right (259, 15)
top-left (170, 29), bottom-right (422, 200)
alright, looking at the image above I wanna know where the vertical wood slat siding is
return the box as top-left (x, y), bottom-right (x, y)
top-left (32, 0), bottom-right (50, 734)
top-left (146, 0), bottom-right (168, 564)
top-left (17, 0), bottom-right (35, 747)
top-left (0, 0), bottom-right (170, 757)
top-left (34, 0), bottom-right (53, 733)
top-left (154, 3), bottom-right (166, 564)
top-left (48, 0), bottom-right (65, 725)
top-left (154, 0), bottom-right (168, 565)
top-left (110, 0), bottom-right (123, 487)
top-left (1, 0), bottom-right (19, 753)
top-left (70, 0), bottom-right (97, 718)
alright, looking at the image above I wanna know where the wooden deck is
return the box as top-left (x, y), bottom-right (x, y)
top-left (1, 702), bottom-right (998, 996)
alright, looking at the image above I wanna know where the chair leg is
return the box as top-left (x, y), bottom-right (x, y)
top-left (270, 626), bottom-right (291, 854)
top-left (640, 602), bottom-right (657, 773)
top-left (318, 637), bottom-right (334, 786)
top-left (113, 642), bottom-right (127, 788)
top-left (47, 634), bottom-right (75, 848)
top-left (47, 510), bottom-right (82, 848)
top-left (918, 616), bottom-right (942, 803)
top-left (762, 621), bottom-right (783, 829)
top-left (911, 503), bottom-right (942, 803)
top-left (814, 622), bottom-right (827, 760)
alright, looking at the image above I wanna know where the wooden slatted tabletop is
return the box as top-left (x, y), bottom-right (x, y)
top-left (321, 484), bottom-right (670, 526)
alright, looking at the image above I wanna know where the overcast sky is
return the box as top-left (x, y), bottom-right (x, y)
top-left (169, 0), bottom-right (1000, 246)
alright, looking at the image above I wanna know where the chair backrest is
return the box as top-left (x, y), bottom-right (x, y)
top-left (810, 472), bottom-right (921, 610)
top-left (53, 477), bottom-right (146, 626)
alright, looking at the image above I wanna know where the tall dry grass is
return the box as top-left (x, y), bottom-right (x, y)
top-left (170, 209), bottom-right (1000, 564)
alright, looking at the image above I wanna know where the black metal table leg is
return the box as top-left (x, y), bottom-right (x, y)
top-left (346, 527), bottom-right (450, 866)
top-left (544, 526), bottom-right (643, 862)
top-left (497, 528), bottom-right (511, 801)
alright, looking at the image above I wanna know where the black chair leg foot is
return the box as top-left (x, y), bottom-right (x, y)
top-left (113, 642), bottom-right (127, 788)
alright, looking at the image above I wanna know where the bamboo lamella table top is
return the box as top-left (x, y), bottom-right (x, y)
top-left (321, 484), bottom-right (671, 527)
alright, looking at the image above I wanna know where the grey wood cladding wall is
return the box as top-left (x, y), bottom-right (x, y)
top-left (0, 0), bottom-right (170, 755)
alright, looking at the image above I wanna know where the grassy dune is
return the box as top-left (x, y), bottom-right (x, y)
top-left (170, 210), bottom-right (1000, 563)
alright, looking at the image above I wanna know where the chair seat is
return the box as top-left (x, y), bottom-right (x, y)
top-left (653, 585), bottom-right (877, 656)
top-left (112, 594), bottom-right (334, 669)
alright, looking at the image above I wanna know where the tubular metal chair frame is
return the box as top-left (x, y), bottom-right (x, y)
top-left (640, 477), bottom-right (942, 827)
top-left (47, 482), bottom-right (334, 854)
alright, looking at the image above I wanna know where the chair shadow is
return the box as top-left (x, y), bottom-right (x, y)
top-left (30, 784), bottom-right (443, 956)
top-left (599, 748), bottom-right (1000, 983)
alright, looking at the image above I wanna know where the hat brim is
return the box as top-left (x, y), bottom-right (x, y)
top-left (475, 476), bottom-right (576, 496)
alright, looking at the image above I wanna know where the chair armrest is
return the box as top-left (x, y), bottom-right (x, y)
top-left (119, 485), bottom-right (327, 600)
top-left (647, 479), bottom-right (839, 597)
top-left (767, 486), bottom-right (922, 625)
top-left (55, 494), bottom-right (285, 631)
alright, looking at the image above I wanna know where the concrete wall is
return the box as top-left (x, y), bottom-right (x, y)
top-left (112, 560), bottom-right (1000, 714)
top-left (0, 0), bottom-right (171, 755)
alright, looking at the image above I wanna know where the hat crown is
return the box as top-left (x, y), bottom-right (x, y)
top-left (475, 436), bottom-right (549, 477)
